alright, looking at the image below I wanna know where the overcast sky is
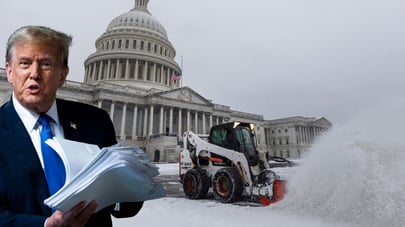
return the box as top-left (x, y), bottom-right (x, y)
top-left (1, 0), bottom-right (404, 124)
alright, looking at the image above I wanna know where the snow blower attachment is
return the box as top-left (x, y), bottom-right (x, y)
top-left (179, 121), bottom-right (287, 206)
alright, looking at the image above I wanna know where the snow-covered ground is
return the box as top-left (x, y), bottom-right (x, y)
top-left (114, 162), bottom-right (355, 227)
top-left (114, 164), bottom-right (351, 227)
top-left (113, 98), bottom-right (405, 227)
top-left (113, 163), bottom-right (362, 227)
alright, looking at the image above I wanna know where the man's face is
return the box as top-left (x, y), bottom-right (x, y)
top-left (5, 41), bottom-right (67, 113)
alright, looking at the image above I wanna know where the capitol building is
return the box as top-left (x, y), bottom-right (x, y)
top-left (0, 0), bottom-right (331, 162)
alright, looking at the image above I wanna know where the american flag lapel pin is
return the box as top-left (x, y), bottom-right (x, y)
top-left (70, 121), bottom-right (77, 130)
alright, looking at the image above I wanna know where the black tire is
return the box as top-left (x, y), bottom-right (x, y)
top-left (182, 168), bottom-right (210, 200)
top-left (212, 167), bottom-right (243, 203)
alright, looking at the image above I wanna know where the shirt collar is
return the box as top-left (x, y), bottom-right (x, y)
top-left (12, 95), bottom-right (60, 131)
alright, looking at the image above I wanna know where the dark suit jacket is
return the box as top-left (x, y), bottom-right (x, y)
top-left (0, 99), bottom-right (143, 227)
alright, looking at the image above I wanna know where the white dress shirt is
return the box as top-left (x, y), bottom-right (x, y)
top-left (12, 95), bottom-right (65, 168)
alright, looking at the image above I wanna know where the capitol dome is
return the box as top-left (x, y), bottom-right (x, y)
top-left (84, 0), bottom-right (181, 91)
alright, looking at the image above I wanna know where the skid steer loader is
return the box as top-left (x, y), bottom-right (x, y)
top-left (179, 121), bottom-right (286, 205)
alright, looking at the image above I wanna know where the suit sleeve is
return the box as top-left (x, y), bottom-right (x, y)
top-left (0, 212), bottom-right (46, 227)
top-left (0, 171), bottom-right (47, 227)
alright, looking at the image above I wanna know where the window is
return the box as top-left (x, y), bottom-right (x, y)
top-left (125, 40), bottom-right (129, 49)
top-left (140, 41), bottom-right (144, 50)
top-left (285, 129), bottom-right (288, 133)
top-left (118, 40), bottom-right (122, 49)
top-left (112, 40), bottom-right (115, 49)
top-left (133, 40), bottom-right (137, 49)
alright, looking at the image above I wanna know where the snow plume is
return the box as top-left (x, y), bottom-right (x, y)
top-left (274, 97), bottom-right (405, 227)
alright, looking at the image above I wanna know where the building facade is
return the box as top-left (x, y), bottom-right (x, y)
top-left (0, 0), bottom-right (331, 162)
top-left (264, 117), bottom-right (331, 159)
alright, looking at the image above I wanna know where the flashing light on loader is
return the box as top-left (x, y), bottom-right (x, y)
top-left (179, 121), bottom-right (287, 206)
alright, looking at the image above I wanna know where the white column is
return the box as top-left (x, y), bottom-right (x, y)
top-left (209, 114), bottom-right (213, 129)
top-left (306, 127), bottom-right (310, 143)
top-left (143, 107), bottom-right (148, 137)
top-left (84, 66), bottom-right (88, 82)
top-left (86, 65), bottom-right (91, 82)
top-left (97, 100), bottom-right (102, 108)
top-left (132, 105), bottom-right (138, 140)
top-left (98, 61), bottom-right (103, 80)
top-left (143, 61), bottom-right (148, 80)
top-left (152, 63), bottom-right (157, 82)
top-left (115, 59), bottom-right (120, 79)
top-left (135, 60), bottom-right (139, 79)
top-left (149, 106), bottom-right (154, 135)
top-left (194, 112), bottom-right (198, 133)
top-left (125, 59), bottom-right (130, 79)
top-left (297, 126), bottom-right (300, 144)
top-left (159, 106), bottom-right (164, 134)
top-left (120, 103), bottom-right (127, 140)
top-left (109, 101), bottom-right (115, 121)
top-left (106, 60), bottom-right (111, 79)
top-left (187, 110), bottom-right (191, 131)
top-left (169, 107), bottom-right (173, 134)
top-left (178, 109), bottom-right (182, 136)
top-left (91, 63), bottom-right (97, 81)
top-left (202, 112), bottom-right (206, 134)
top-left (160, 65), bottom-right (164, 84)
top-left (166, 68), bottom-right (170, 85)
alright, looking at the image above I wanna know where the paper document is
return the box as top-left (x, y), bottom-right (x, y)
top-left (44, 138), bottom-right (166, 212)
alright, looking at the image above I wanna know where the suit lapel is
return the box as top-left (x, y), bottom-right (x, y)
top-left (1, 101), bottom-right (42, 171)
top-left (0, 101), bottom-right (52, 215)
top-left (56, 99), bottom-right (81, 141)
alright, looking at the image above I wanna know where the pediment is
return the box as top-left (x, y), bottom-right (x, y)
top-left (151, 86), bottom-right (212, 105)
top-left (315, 117), bottom-right (332, 127)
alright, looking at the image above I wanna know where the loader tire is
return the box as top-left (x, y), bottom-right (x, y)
top-left (213, 167), bottom-right (243, 203)
top-left (182, 168), bottom-right (209, 200)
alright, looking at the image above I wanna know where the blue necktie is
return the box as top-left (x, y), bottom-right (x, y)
top-left (38, 114), bottom-right (66, 196)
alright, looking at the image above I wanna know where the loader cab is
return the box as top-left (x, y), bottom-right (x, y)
top-left (209, 122), bottom-right (259, 166)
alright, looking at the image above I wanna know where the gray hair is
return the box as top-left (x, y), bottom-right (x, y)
top-left (5, 25), bottom-right (73, 69)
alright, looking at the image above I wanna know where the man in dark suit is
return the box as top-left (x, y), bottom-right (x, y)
top-left (0, 26), bottom-right (143, 226)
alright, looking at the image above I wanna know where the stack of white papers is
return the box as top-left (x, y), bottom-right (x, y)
top-left (44, 138), bottom-right (166, 213)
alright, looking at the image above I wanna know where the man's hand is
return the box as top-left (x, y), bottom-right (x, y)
top-left (45, 200), bottom-right (97, 227)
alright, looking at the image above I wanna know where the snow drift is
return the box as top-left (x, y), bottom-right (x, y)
top-left (275, 97), bottom-right (405, 227)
